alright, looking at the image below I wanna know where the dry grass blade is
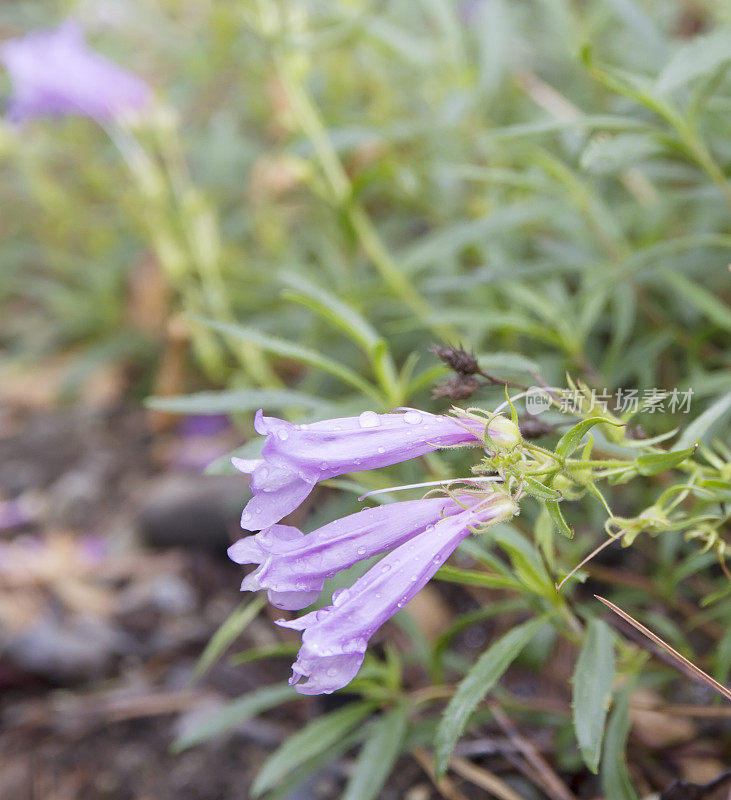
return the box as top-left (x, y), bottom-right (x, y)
top-left (449, 757), bottom-right (525, 800)
top-left (595, 595), bottom-right (731, 702)
top-left (556, 535), bottom-right (619, 592)
top-left (411, 748), bottom-right (470, 800)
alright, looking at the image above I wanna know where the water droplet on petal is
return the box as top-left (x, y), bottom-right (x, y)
top-left (316, 609), bottom-right (330, 622)
top-left (377, 446), bottom-right (385, 454)
top-left (381, 564), bottom-right (391, 573)
top-left (358, 410), bottom-right (380, 428)
top-left (404, 410), bottom-right (422, 425)
top-left (242, 512), bottom-right (252, 522)
top-left (410, 574), bottom-right (418, 582)
top-left (320, 462), bottom-right (328, 470)
top-left (277, 428), bottom-right (289, 441)
top-left (356, 546), bottom-right (367, 556)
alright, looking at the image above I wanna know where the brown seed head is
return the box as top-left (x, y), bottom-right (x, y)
top-left (430, 343), bottom-right (480, 376)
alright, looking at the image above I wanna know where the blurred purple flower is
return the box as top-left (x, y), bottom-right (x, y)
top-left (228, 495), bottom-right (474, 610)
top-left (1, 20), bottom-right (151, 123)
top-left (234, 408), bottom-right (519, 530)
top-left (276, 491), bottom-right (518, 694)
top-left (180, 414), bottom-right (230, 438)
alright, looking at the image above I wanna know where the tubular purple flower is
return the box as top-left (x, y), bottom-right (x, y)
top-left (276, 491), bottom-right (518, 694)
top-left (235, 408), bottom-right (519, 531)
top-left (1, 20), bottom-right (151, 123)
top-left (228, 495), bottom-right (476, 610)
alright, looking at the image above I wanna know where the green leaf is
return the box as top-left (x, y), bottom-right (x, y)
top-left (636, 446), bottom-right (695, 475)
top-left (545, 499), bottom-right (573, 539)
top-left (172, 683), bottom-right (298, 752)
top-left (555, 417), bottom-right (624, 460)
top-left (434, 615), bottom-right (547, 776)
top-left (195, 317), bottom-right (382, 403)
top-left (435, 565), bottom-right (522, 591)
top-left (580, 133), bottom-right (663, 175)
top-left (263, 728), bottom-right (367, 800)
top-left (572, 619), bottom-right (615, 773)
top-left (194, 596), bottom-right (265, 678)
top-left (601, 685), bottom-right (640, 800)
top-left (341, 705), bottom-right (408, 800)
top-left (229, 642), bottom-right (300, 666)
top-left (676, 393), bottom-right (731, 450)
top-left (280, 271), bottom-right (384, 355)
top-left (524, 476), bottom-right (563, 501)
top-left (656, 29), bottom-right (731, 94)
top-left (145, 388), bottom-right (335, 415)
top-left (662, 270), bottom-right (731, 332)
top-left (252, 702), bottom-right (374, 796)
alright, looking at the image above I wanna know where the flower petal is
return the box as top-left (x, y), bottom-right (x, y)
top-left (229, 496), bottom-right (472, 609)
top-left (277, 492), bottom-right (517, 693)
top-left (238, 408), bottom-right (497, 529)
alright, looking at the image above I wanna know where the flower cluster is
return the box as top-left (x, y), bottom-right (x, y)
top-left (229, 408), bottom-right (521, 694)
top-left (1, 20), bottom-right (151, 123)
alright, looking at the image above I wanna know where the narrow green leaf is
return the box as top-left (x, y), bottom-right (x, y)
top-left (341, 705), bottom-right (408, 800)
top-left (601, 685), bottom-right (640, 800)
top-left (229, 642), bottom-right (300, 666)
top-left (636, 446), bottom-right (695, 475)
top-left (545, 499), bottom-right (573, 538)
top-left (675, 393), bottom-right (731, 450)
top-left (263, 728), bottom-right (367, 800)
top-left (555, 417), bottom-right (624, 460)
top-left (252, 702), bottom-right (374, 797)
top-left (195, 596), bottom-right (265, 678)
top-left (524, 476), bottom-right (563, 501)
top-left (572, 619), bottom-right (615, 773)
top-left (434, 616), bottom-right (547, 776)
top-left (662, 271), bottom-right (731, 332)
top-left (146, 388), bottom-right (335, 415)
top-left (435, 565), bottom-right (521, 591)
top-left (656, 29), bottom-right (731, 94)
top-left (281, 271), bottom-right (384, 354)
top-left (195, 317), bottom-right (382, 402)
top-left (172, 683), bottom-right (298, 752)
top-left (580, 133), bottom-right (663, 175)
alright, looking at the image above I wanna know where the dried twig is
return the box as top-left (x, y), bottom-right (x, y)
top-left (487, 702), bottom-right (578, 800)
top-left (411, 748), bottom-right (470, 800)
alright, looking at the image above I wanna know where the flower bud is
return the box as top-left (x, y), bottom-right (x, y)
top-left (486, 415), bottom-right (522, 449)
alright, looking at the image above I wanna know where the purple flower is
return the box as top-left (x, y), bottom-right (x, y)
top-left (276, 491), bottom-right (518, 694)
top-left (1, 20), bottom-right (151, 123)
top-left (235, 408), bottom-right (520, 531)
top-left (228, 495), bottom-right (474, 610)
